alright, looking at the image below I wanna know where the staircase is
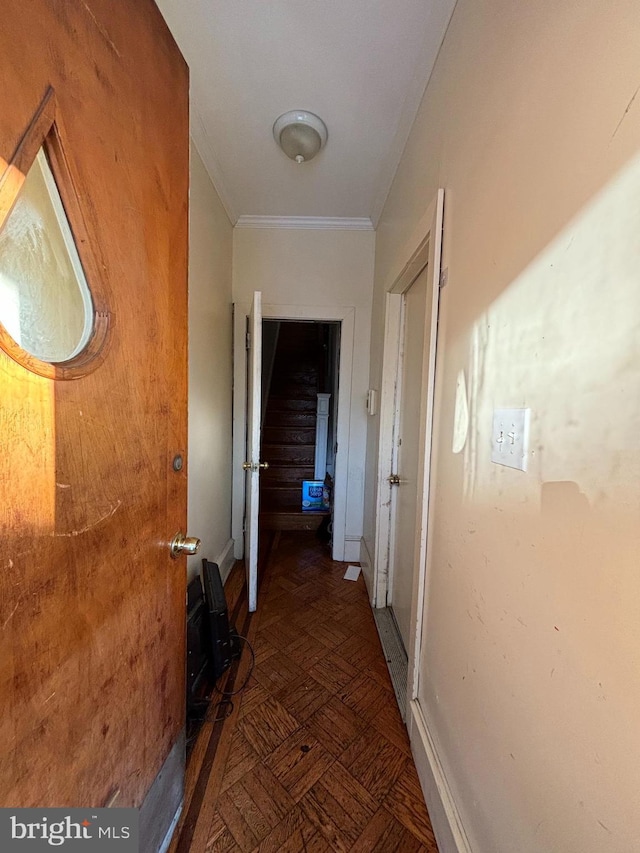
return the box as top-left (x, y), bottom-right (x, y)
top-left (259, 324), bottom-right (329, 531)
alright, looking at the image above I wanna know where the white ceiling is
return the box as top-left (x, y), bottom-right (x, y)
top-left (155, 0), bottom-right (456, 226)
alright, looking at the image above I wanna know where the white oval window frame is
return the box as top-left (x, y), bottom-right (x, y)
top-left (0, 87), bottom-right (111, 380)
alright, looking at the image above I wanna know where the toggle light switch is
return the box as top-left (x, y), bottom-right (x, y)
top-left (491, 408), bottom-right (530, 471)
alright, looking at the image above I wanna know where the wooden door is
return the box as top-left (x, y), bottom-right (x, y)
top-left (244, 291), bottom-right (262, 612)
top-left (390, 267), bottom-right (431, 649)
top-left (0, 0), bottom-right (189, 813)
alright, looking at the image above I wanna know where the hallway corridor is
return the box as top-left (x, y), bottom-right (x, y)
top-left (172, 532), bottom-right (438, 852)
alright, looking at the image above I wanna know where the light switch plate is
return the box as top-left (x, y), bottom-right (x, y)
top-left (491, 408), bottom-right (530, 471)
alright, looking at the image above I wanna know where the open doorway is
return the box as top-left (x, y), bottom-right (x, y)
top-left (259, 320), bottom-right (341, 537)
top-left (232, 300), bottom-right (355, 570)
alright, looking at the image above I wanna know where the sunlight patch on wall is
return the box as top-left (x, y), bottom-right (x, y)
top-left (462, 150), bottom-right (640, 508)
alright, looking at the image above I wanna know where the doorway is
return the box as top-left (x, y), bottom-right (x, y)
top-left (389, 266), bottom-right (431, 651)
top-left (232, 302), bottom-right (355, 571)
top-left (259, 320), bottom-right (340, 534)
top-left (372, 190), bottom-right (444, 717)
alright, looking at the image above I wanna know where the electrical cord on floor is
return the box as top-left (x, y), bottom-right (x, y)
top-left (213, 632), bottom-right (255, 697)
top-left (187, 633), bottom-right (255, 739)
top-left (205, 698), bottom-right (234, 722)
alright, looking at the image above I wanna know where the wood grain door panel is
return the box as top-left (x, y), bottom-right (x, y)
top-left (0, 0), bottom-right (188, 808)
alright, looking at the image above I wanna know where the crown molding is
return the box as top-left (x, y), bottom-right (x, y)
top-left (190, 105), bottom-right (237, 226)
top-left (234, 215), bottom-right (374, 231)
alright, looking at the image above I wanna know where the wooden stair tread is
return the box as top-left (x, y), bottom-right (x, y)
top-left (262, 443), bottom-right (316, 451)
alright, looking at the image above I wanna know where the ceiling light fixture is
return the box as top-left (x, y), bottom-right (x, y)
top-left (273, 110), bottom-right (328, 164)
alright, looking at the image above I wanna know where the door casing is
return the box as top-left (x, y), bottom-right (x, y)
top-left (232, 301), bottom-right (355, 563)
top-left (372, 190), bottom-right (444, 702)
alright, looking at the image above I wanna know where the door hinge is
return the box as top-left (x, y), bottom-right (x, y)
top-left (439, 267), bottom-right (449, 288)
top-left (246, 331), bottom-right (251, 350)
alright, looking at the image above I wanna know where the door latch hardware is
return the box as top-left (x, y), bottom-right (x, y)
top-left (170, 532), bottom-right (201, 559)
top-left (388, 474), bottom-right (401, 486)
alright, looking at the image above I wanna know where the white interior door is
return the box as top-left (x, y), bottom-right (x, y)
top-left (389, 266), bottom-right (431, 649)
top-left (244, 290), bottom-right (262, 611)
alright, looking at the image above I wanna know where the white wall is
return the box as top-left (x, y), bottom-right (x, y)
top-left (364, 0), bottom-right (640, 850)
top-left (187, 144), bottom-right (234, 581)
top-left (233, 226), bottom-right (375, 562)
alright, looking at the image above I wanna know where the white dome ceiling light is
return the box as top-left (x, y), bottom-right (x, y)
top-left (273, 110), bottom-right (328, 164)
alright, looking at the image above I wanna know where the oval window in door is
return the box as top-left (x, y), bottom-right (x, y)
top-left (0, 147), bottom-right (94, 364)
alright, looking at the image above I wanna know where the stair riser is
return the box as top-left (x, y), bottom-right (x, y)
top-left (262, 427), bottom-right (315, 445)
top-left (268, 384), bottom-right (317, 400)
top-left (264, 412), bottom-right (316, 428)
top-left (260, 487), bottom-right (304, 508)
top-left (267, 398), bottom-right (316, 412)
top-left (261, 466), bottom-right (315, 483)
top-left (262, 445), bottom-right (315, 464)
top-left (260, 512), bottom-right (325, 531)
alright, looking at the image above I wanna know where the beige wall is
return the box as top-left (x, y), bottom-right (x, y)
top-left (187, 144), bottom-right (234, 581)
top-left (233, 227), bottom-right (375, 558)
top-left (364, 0), bottom-right (640, 850)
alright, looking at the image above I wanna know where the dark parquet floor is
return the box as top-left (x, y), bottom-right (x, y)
top-left (170, 531), bottom-right (438, 853)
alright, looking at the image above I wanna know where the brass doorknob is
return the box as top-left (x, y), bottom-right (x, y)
top-left (170, 532), bottom-right (201, 559)
top-left (242, 461), bottom-right (269, 471)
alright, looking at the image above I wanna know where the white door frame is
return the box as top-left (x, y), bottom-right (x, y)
top-left (244, 291), bottom-right (262, 613)
top-left (232, 301), bottom-right (355, 563)
top-left (372, 190), bottom-right (444, 700)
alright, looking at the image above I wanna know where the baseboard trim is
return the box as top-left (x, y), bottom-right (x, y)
top-left (358, 537), bottom-right (374, 602)
top-left (408, 699), bottom-right (473, 853)
top-left (158, 802), bottom-right (183, 853)
top-left (216, 538), bottom-right (236, 584)
top-left (343, 535), bottom-right (361, 563)
top-left (139, 729), bottom-right (185, 853)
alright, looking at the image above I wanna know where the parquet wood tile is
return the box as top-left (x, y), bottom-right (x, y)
top-left (308, 650), bottom-right (359, 694)
top-left (299, 761), bottom-right (378, 851)
top-left (258, 618), bottom-right (307, 652)
top-left (249, 805), bottom-right (318, 853)
top-left (252, 650), bottom-right (305, 694)
top-left (363, 656), bottom-right (397, 693)
top-left (338, 671), bottom-right (392, 720)
top-left (215, 792), bottom-right (261, 850)
top-left (205, 813), bottom-right (241, 853)
top-left (383, 764), bottom-right (439, 848)
top-left (217, 764), bottom-right (295, 849)
top-left (171, 533), bottom-right (439, 853)
top-left (283, 632), bottom-right (329, 669)
top-left (369, 696), bottom-right (412, 756)
top-left (304, 617), bottom-right (352, 650)
top-left (219, 730), bottom-right (260, 794)
top-left (305, 695), bottom-right (365, 757)
top-left (275, 674), bottom-right (332, 724)
top-left (351, 807), bottom-right (429, 853)
top-left (264, 726), bottom-right (335, 801)
top-left (237, 695), bottom-right (300, 759)
top-left (252, 635), bottom-right (279, 667)
top-left (237, 678), bottom-right (271, 721)
top-left (339, 729), bottom-right (408, 800)
top-left (333, 634), bottom-right (381, 669)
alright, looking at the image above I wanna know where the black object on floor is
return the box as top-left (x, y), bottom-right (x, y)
top-left (202, 559), bottom-right (233, 680)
